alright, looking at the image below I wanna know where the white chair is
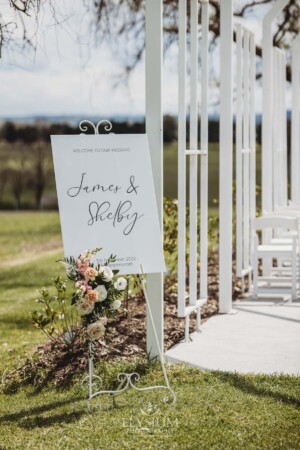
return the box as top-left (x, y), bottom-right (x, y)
top-left (252, 216), bottom-right (300, 300)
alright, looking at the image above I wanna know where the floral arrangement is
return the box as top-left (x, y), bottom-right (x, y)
top-left (32, 248), bottom-right (127, 343)
top-left (63, 248), bottom-right (127, 341)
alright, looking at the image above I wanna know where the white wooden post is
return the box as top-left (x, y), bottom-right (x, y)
top-left (236, 24), bottom-right (243, 278)
top-left (262, 0), bottom-right (289, 275)
top-left (200, 0), bottom-right (209, 304)
top-left (177, 0), bottom-right (187, 319)
top-left (189, 0), bottom-right (199, 310)
top-left (249, 33), bottom-right (256, 225)
top-left (262, 0), bottom-right (289, 214)
top-left (145, 0), bottom-right (164, 358)
top-left (291, 35), bottom-right (300, 203)
top-left (243, 29), bottom-right (250, 274)
top-left (236, 27), bottom-right (256, 290)
top-left (281, 51), bottom-right (288, 207)
top-left (177, 0), bottom-right (209, 336)
top-left (273, 48), bottom-right (280, 209)
top-left (219, 0), bottom-right (233, 313)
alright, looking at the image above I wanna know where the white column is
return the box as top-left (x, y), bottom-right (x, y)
top-left (219, 0), bottom-right (233, 313)
top-left (291, 35), bottom-right (300, 202)
top-left (145, 0), bottom-right (164, 358)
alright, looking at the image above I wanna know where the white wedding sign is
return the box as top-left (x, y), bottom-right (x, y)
top-left (51, 133), bottom-right (165, 274)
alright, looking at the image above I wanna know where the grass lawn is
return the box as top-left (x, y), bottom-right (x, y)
top-left (0, 212), bottom-right (299, 449)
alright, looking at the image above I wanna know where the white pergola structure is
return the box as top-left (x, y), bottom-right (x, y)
top-left (145, 0), bottom-right (234, 355)
top-left (145, 0), bottom-right (298, 356)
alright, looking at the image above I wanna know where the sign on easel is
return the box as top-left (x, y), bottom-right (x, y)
top-left (51, 132), bottom-right (165, 275)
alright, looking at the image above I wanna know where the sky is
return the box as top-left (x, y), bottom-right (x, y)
top-left (0, 0), bottom-right (293, 120)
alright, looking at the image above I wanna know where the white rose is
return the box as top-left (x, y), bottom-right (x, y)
top-left (112, 299), bottom-right (121, 310)
top-left (95, 285), bottom-right (108, 302)
top-left (99, 266), bottom-right (114, 282)
top-left (114, 277), bottom-right (127, 291)
top-left (87, 321), bottom-right (106, 340)
top-left (76, 298), bottom-right (94, 316)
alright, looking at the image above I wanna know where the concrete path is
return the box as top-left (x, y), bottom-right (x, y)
top-left (165, 297), bottom-right (300, 375)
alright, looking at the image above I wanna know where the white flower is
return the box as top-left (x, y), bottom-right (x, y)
top-left (99, 266), bottom-right (114, 282)
top-left (114, 277), bottom-right (127, 291)
top-left (95, 285), bottom-right (108, 302)
top-left (76, 298), bottom-right (94, 316)
top-left (112, 299), bottom-right (121, 310)
top-left (87, 320), bottom-right (106, 340)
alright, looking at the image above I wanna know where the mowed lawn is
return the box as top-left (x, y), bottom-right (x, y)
top-left (0, 213), bottom-right (299, 450)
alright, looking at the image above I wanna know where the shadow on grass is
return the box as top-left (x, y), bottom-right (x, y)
top-left (0, 315), bottom-right (33, 330)
top-left (19, 410), bottom-right (84, 429)
top-left (213, 371), bottom-right (300, 409)
top-left (0, 395), bottom-right (85, 425)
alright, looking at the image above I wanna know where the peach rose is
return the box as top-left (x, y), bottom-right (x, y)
top-left (84, 267), bottom-right (98, 281)
top-left (85, 290), bottom-right (98, 302)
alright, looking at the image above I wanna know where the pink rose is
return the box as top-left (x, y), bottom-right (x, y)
top-left (77, 259), bottom-right (90, 276)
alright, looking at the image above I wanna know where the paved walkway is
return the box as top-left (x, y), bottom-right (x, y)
top-left (165, 297), bottom-right (300, 375)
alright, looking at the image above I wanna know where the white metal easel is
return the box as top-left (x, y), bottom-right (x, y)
top-left (78, 120), bottom-right (176, 411)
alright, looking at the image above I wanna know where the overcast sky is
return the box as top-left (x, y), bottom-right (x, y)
top-left (0, 1), bottom-right (292, 119)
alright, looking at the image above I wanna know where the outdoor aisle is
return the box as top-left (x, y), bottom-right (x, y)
top-left (165, 298), bottom-right (300, 375)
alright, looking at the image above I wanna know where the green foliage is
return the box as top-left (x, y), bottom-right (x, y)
top-left (163, 197), bottom-right (179, 273)
top-left (31, 275), bottom-right (79, 345)
top-left (163, 197), bottom-right (219, 273)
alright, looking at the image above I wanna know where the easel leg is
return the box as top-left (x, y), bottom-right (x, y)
top-left (139, 265), bottom-right (174, 395)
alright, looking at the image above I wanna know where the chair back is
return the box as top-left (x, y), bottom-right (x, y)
top-left (253, 216), bottom-right (299, 231)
